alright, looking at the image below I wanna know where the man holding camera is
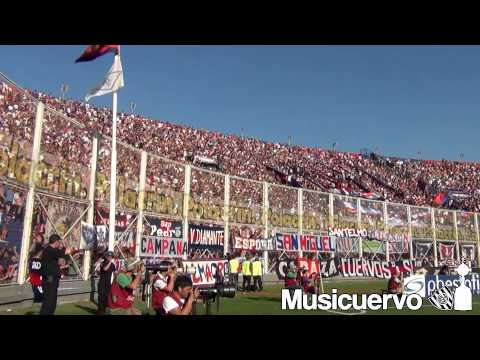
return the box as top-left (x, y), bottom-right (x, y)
top-left (107, 258), bottom-right (145, 315)
top-left (152, 260), bottom-right (176, 315)
top-left (40, 234), bottom-right (71, 315)
top-left (97, 251), bottom-right (116, 315)
top-left (162, 275), bottom-right (200, 315)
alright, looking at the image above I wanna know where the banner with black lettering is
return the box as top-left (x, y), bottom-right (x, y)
top-left (140, 218), bottom-right (186, 258)
top-left (274, 255), bottom-right (340, 280)
top-left (296, 257), bottom-right (340, 278)
top-left (182, 259), bottom-right (229, 287)
top-left (275, 233), bottom-right (335, 252)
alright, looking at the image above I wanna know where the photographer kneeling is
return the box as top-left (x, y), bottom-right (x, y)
top-left (152, 260), bottom-right (176, 315)
top-left (162, 275), bottom-right (200, 315)
top-left (107, 259), bottom-right (145, 315)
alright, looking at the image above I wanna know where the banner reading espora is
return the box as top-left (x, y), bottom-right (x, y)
top-left (182, 259), bottom-right (229, 287)
top-left (275, 233), bottom-right (336, 252)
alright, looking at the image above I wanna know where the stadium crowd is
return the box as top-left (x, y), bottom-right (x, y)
top-left (1, 80), bottom-right (480, 285)
top-left (2, 81), bottom-right (480, 212)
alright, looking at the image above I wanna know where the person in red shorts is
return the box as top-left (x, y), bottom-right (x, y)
top-left (388, 269), bottom-right (404, 295)
top-left (301, 269), bottom-right (315, 295)
top-left (28, 245), bottom-right (44, 304)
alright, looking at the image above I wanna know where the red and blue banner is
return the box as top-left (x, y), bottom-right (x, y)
top-left (275, 233), bottom-right (336, 252)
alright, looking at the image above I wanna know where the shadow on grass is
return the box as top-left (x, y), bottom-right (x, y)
top-left (244, 296), bottom-right (280, 303)
top-left (24, 311), bottom-right (38, 315)
top-left (74, 304), bottom-right (98, 315)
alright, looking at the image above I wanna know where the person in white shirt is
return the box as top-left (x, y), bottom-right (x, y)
top-left (151, 260), bottom-right (176, 315)
top-left (162, 275), bottom-right (200, 315)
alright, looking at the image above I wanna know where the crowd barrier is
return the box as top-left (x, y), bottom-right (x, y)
top-left (0, 73), bottom-right (479, 292)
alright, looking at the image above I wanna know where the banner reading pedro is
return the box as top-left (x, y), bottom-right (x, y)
top-left (140, 218), bottom-right (186, 258)
top-left (275, 233), bottom-right (336, 252)
top-left (182, 259), bottom-right (229, 287)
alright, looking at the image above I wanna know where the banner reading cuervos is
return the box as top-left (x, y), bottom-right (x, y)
top-left (140, 218), bottom-right (186, 258)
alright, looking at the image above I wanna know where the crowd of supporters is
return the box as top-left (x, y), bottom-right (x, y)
top-left (1, 81), bottom-right (480, 212)
top-left (2, 79), bottom-right (480, 285)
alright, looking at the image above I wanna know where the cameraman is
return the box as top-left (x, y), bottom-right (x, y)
top-left (162, 275), bottom-right (200, 315)
top-left (97, 251), bottom-right (116, 315)
top-left (152, 260), bottom-right (176, 315)
top-left (40, 234), bottom-right (71, 315)
top-left (107, 259), bottom-right (145, 315)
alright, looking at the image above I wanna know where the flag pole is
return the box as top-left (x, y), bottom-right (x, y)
top-left (108, 56), bottom-right (119, 251)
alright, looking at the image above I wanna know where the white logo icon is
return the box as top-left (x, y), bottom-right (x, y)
top-left (428, 263), bottom-right (472, 311)
top-left (453, 263), bottom-right (472, 311)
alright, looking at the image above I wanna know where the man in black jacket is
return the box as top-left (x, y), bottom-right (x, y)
top-left (39, 234), bottom-right (71, 315)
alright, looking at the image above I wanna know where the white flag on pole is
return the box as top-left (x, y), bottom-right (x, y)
top-left (85, 55), bottom-right (124, 102)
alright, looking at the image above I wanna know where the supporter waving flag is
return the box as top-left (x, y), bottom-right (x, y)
top-left (75, 45), bottom-right (120, 62)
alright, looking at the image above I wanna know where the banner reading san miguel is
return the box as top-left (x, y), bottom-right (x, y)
top-left (140, 218), bottom-right (186, 258)
top-left (275, 233), bottom-right (336, 252)
top-left (182, 259), bottom-right (229, 287)
top-left (188, 223), bottom-right (225, 253)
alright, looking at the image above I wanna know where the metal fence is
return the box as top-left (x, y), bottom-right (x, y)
top-left (1, 73), bottom-right (479, 286)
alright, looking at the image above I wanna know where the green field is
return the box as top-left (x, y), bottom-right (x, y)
top-left (5, 280), bottom-right (480, 315)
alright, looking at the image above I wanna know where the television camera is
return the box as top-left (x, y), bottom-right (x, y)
top-left (140, 259), bottom-right (236, 315)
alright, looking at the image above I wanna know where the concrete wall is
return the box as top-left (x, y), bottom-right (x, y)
top-left (0, 279), bottom-right (97, 311)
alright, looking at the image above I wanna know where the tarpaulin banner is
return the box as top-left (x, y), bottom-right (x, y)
top-left (339, 258), bottom-right (413, 279)
top-left (96, 209), bottom-right (135, 249)
top-left (274, 255), bottom-right (412, 280)
top-left (188, 223), bottom-right (225, 253)
top-left (275, 233), bottom-right (335, 252)
top-left (182, 259), bottom-right (229, 287)
top-left (140, 218), bottom-right (185, 258)
top-left (233, 236), bottom-right (274, 251)
top-left (439, 242), bottom-right (455, 261)
top-left (461, 244), bottom-right (476, 262)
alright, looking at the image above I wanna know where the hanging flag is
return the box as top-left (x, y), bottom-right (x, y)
top-left (85, 55), bottom-right (124, 102)
top-left (75, 45), bottom-right (120, 63)
top-left (439, 243), bottom-right (455, 260)
top-left (433, 192), bottom-right (446, 206)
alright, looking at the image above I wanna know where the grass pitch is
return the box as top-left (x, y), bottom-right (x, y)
top-left (5, 280), bottom-right (480, 315)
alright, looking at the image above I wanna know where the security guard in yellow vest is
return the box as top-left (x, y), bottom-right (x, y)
top-left (241, 254), bottom-right (253, 292)
top-left (228, 253), bottom-right (240, 290)
top-left (252, 254), bottom-right (263, 291)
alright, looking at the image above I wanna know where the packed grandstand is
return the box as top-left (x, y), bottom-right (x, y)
top-left (1, 79), bottom-right (478, 212)
top-left (0, 74), bottom-right (478, 287)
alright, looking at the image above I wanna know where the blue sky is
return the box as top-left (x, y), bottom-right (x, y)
top-left (0, 45), bottom-right (479, 161)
